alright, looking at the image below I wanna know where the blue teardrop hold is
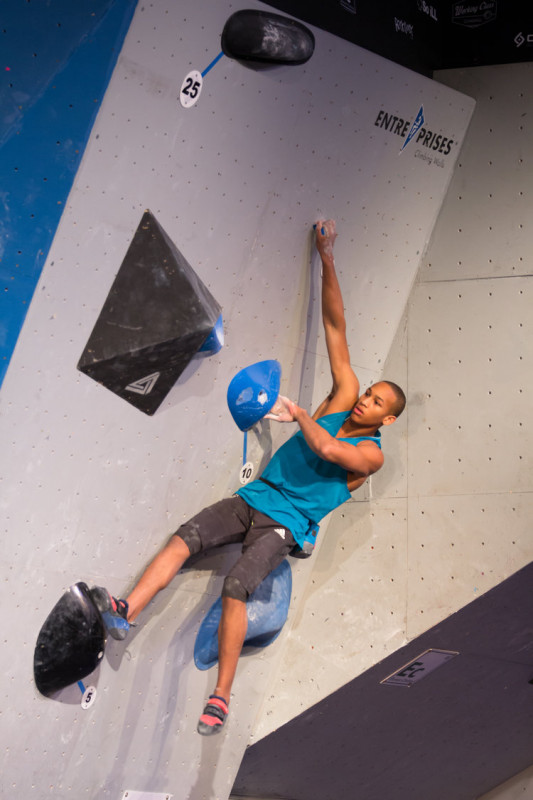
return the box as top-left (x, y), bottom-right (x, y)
top-left (227, 359), bottom-right (281, 431)
top-left (194, 559), bottom-right (292, 670)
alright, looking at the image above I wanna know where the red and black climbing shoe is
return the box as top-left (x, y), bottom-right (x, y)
top-left (197, 694), bottom-right (229, 736)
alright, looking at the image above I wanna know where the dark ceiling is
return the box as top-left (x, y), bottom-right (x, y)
top-left (264, 0), bottom-right (533, 76)
top-left (232, 561), bottom-right (533, 800)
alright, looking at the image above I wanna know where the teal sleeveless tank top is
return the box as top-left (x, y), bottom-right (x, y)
top-left (237, 411), bottom-right (381, 548)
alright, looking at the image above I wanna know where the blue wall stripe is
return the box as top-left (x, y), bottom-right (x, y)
top-left (0, 0), bottom-right (138, 386)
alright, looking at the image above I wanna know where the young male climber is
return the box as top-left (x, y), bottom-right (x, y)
top-left (91, 219), bottom-right (406, 736)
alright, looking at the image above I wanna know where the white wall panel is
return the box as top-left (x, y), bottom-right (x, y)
top-left (407, 276), bottom-right (533, 498)
top-left (0, 0), bottom-right (474, 796)
top-left (407, 492), bottom-right (533, 638)
top-left (418, 63), bottom-right (533, 283)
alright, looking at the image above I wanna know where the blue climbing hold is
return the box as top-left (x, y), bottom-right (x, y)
top-left (227, 359), bottom-right (281, 432)
top-left (198, 313), bottom-right (224, 356)
top-left (194, 559), bottom-right (292, 671)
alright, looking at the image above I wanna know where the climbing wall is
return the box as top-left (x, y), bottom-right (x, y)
top-left (407, 63), bottom-right (533, 799)
top-left (481, 765), bottom-right (533, 800)
top-left (0, 1), bottom-right (474, 797)
top-left (404, 61), bottom-right (533, 641)
top-left (250, 60), bottom-right (533, 800)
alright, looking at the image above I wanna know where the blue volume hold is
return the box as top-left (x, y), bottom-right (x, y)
top-left (194, 560), bottom-right (292, 670)
top-left (198, 313), bottom-right (224, 355)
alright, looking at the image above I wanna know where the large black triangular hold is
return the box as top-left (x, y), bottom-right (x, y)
top-left (221, 10), bottom-right (315, 65)
top-left (77, 211), bottom-right (222, 414)
top-left (34, 582), bottom-right (107, 697)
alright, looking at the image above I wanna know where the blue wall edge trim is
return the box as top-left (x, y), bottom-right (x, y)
top-left (0, 0), bottom-right (138, 388)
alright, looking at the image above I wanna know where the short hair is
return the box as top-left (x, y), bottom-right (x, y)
top-left (382, 381), bottom-right (406, 418)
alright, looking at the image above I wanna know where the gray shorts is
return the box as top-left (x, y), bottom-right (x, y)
top-left (175, 495), bottom-right (296, 597)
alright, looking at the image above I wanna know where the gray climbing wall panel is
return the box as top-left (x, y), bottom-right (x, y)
top-left (0, 1), bottom-right (474, 797)
top-left (246, 60), bottom-right (533, 800)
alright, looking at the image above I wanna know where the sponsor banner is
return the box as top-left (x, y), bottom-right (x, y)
top-left (417, 0), bottom-right (438, 22)
top-left (340, 0), bottom-right (356, 14)
top-left (452, 1), bottom-right (497, 29)
top-left (394, 17), bottom-right (414, 39)
top-left (514, 31), bottom-right (533, 48)
top-left (375, 105), bottom-right (457, 167)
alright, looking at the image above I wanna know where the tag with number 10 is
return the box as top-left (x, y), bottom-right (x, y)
top-left (240, 462), bottom-right (254, 485)
top-left (180, 70), bottom-right (203, 108)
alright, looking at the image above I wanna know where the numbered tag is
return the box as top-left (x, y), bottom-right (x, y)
top-left (180, 70), bottom-right (203, 108)
top-left (239, 461), bottom-right (255, 485)
top-left (381, 649), bottom-right (459, 687)
top-left (81, 685), bottom-right (97, 709)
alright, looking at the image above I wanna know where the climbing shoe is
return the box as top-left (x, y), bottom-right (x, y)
top-left (90, 586), bottom-right (130, 641)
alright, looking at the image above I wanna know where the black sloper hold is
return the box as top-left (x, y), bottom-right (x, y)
top-left (34, 582), bottom-right (106, 696)
top-left (222, 9), bottom-right (315, 65)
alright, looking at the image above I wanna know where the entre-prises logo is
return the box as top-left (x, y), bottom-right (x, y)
top-left (375, 105), bottom-right (455, 157)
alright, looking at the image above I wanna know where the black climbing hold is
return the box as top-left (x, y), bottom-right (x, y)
top-left (221, 9), bottom-right (315, 65)
top-left (77, 210), bottom-right (222, 415)
top-left (34, 582), bottom-right (106, 697)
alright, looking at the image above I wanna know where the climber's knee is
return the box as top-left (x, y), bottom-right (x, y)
top-left (222, 575), bottom-right (248, 602)
top-left (175, 524), bottom-right (202, 556)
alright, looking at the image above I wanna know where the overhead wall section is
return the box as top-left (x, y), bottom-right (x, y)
top-left (0, 1), bottom-right (473, 798)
